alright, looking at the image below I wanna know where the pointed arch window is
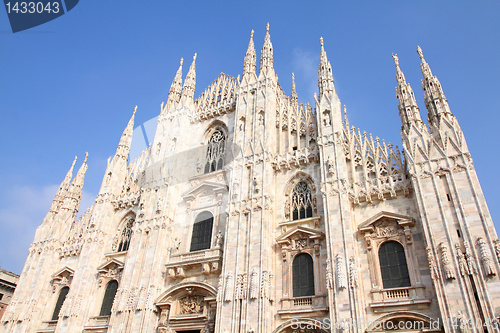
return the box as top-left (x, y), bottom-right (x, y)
top-left (292, 253), bottom-right (315, 297)
top-left (378, 241), bottom-right (410, 289)
top-left (204, 130), bottom-right (226, 173)
top-left (118, 218), bottom-right (135, 252)
top-left (100, 280), bottom-right (118, 316)
top-left (190, 211), bottom-right (214, 252)
top-left (291, 181), bottom-right (313, 220)
top-left (51, 286), bottom-right (69, 320)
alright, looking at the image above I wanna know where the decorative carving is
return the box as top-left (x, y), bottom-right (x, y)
top-left (261, 270), bottom-right (269, 300)
top-left (250, 269), bottom-right (258, 299)
top-left (217, 277), bottom-right (223, 302)
top-left (224, 272), bottom-right (233, 302)
top-left (463, 241), bottom-right (478, 275)
top-left (455, 244), bottom-right (469, 277)
top-left (494, 239), bottom-right (500, 264)
top-left (336, 254), bottom-right (347, 290)
top-left (97, 260), bottom-right (123, 287)
top-left (326, 157), bottom-right (335, 177)
top-left (477, 237), bottom-right (496, 276)
top-left (439, 242), bottom-right (455, 280)
top-left (236, 273), bottom-right (247, 300)
top-left (326, 262), bottom-right (333, 290)
top-left (426, 247), bottom-right (439, 280)
top-left (349, 257), bottom-right (358, 288)
top-left (178, 295), bottom-right (204, 314)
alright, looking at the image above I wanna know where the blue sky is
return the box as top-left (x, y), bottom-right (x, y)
top-left (1, 2), bottom-right (499, 274)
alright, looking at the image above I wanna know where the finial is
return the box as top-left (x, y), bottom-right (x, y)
top-left (266, 22), bottom-right (269, 32)
top-left (193, 53), bottom-right (197, 61)
top-left (133, 105), bottom-right (137, 115)
top-left (251, 29), bottom-right (254, 38)
top-left (83, 152), bottom-right (88, 163)
top-left (180, 58), bottom-right (184, 66)
top-left (71, 156), bottom-right (77, 168)
top-left (392, 53), bottom-right (399, 67)
top-left (417, 46), bottom-right (424, 60)
top-left (320, 37), bottom-right (324, 47)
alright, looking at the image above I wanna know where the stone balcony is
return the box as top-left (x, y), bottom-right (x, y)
top-left (370, 285), bottom-right (431, 313)
top-left (166, 247), bottom-right (223, 278)
top-left (83, 316), bottom-right (110, 332)
top-left (277, 295), bottom-right (328, 318)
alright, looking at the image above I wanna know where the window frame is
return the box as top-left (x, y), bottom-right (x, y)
top-left (292, 252), bottom-right (315, 297)
top-left (204, 129), bottom-right (226, 174)
top-left (190, 211), bottom-right (214, 252)
top-left (99, 280), bottom-right (118, 316)
top-left (51, 286), bottom-right (69, 321)
top-left (378, 240), bottom-right (411, 289)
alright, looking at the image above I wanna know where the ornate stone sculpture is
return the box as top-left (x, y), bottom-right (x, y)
top-left (326, 262), bottom-right (333, 290)
top-left (250, 269), bottom-right (258, 299)
top-left (493, 239), bottom-right (500, 264)
top-left (455, 244), bottom-right (470, 276)
top-left (179, 295), bottom-right (204, 314)
top-left (463, 241), bottom-right (478, 275)
top-left (439, 242), bottom-right (455, 280)
top-left (336, 254), bottom-right (347, 290)
top-left (224, 272), bottom-right (233, 302)
top-left (349, 256), bottom-right (358, 288)
top-left (477, 237), bottom-right (496, 276)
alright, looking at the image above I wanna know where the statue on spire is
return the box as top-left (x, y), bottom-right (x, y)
top-left (318, 37), bottom-right (335, 97)
top-left (165, 58), bottom-right (184, 110)
top-left (181, 53), bottom-right (197, 103)
top-left (243, 29), bottom-right (256, 77)
top-left (259, 23), bottom-right (274, 75)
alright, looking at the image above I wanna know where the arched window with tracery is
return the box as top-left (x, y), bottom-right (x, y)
top-left (291, 181), bottom-right (313, 220)
top-left (100, 280), bottom-right (118, 316)
top-left (378, 241), bottom-right (411, 289)
top-left (51, 286), bottom-right (69, 320)
top-left (118, 217), bottom-right (135, 252)
top-left (204, 130), bottom-right (226, 173)
top-left (292, 253), bottom-right (315, 297)
top-left (190, 211), bottom-right (214, 252)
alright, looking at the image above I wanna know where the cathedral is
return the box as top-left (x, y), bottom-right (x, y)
top-left (3, 24), bottom-right (500, 333)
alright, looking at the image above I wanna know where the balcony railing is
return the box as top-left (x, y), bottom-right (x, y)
top-left (166, 248), bottom-right (223, 277)
top-left (278, 295), bottom-right (328, 317)
top-left (370, 286), bottom-right (430, 312)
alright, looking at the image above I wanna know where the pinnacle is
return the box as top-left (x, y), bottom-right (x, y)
top-left (417, 46), bottom-right (424, 60)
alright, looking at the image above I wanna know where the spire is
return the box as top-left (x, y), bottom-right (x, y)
top-left (417, 46), bottom-right (452, 125)
top-left (181, 53), bottom-right (197, 103)
top-left (259, 23), bottom-right (274, 75)
top-left (291, 72), bottom-right (298, 102)
top-left (115, 106), bottom-right (137, 159)
top-left (166, 58), bottom-right (183, 110)
top-left (61, 152), bottom-right (88, 216)
top-left (318, 37), bottom-right (335, 97)
top-left (392, 53), bottom-right (424, 132)
top-left (48, 156), bottom-right (77, 214)
top-left (243, 30), bottom-right (256, 76)
top-left (72, 152), bottom-right (88, 190)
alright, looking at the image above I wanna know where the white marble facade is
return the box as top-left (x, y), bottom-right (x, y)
top-left (2, 25), bottom-right (500, 333)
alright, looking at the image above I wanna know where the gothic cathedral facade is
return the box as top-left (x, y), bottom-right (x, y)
top-left (2, 25), bottom-right (500, 333)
